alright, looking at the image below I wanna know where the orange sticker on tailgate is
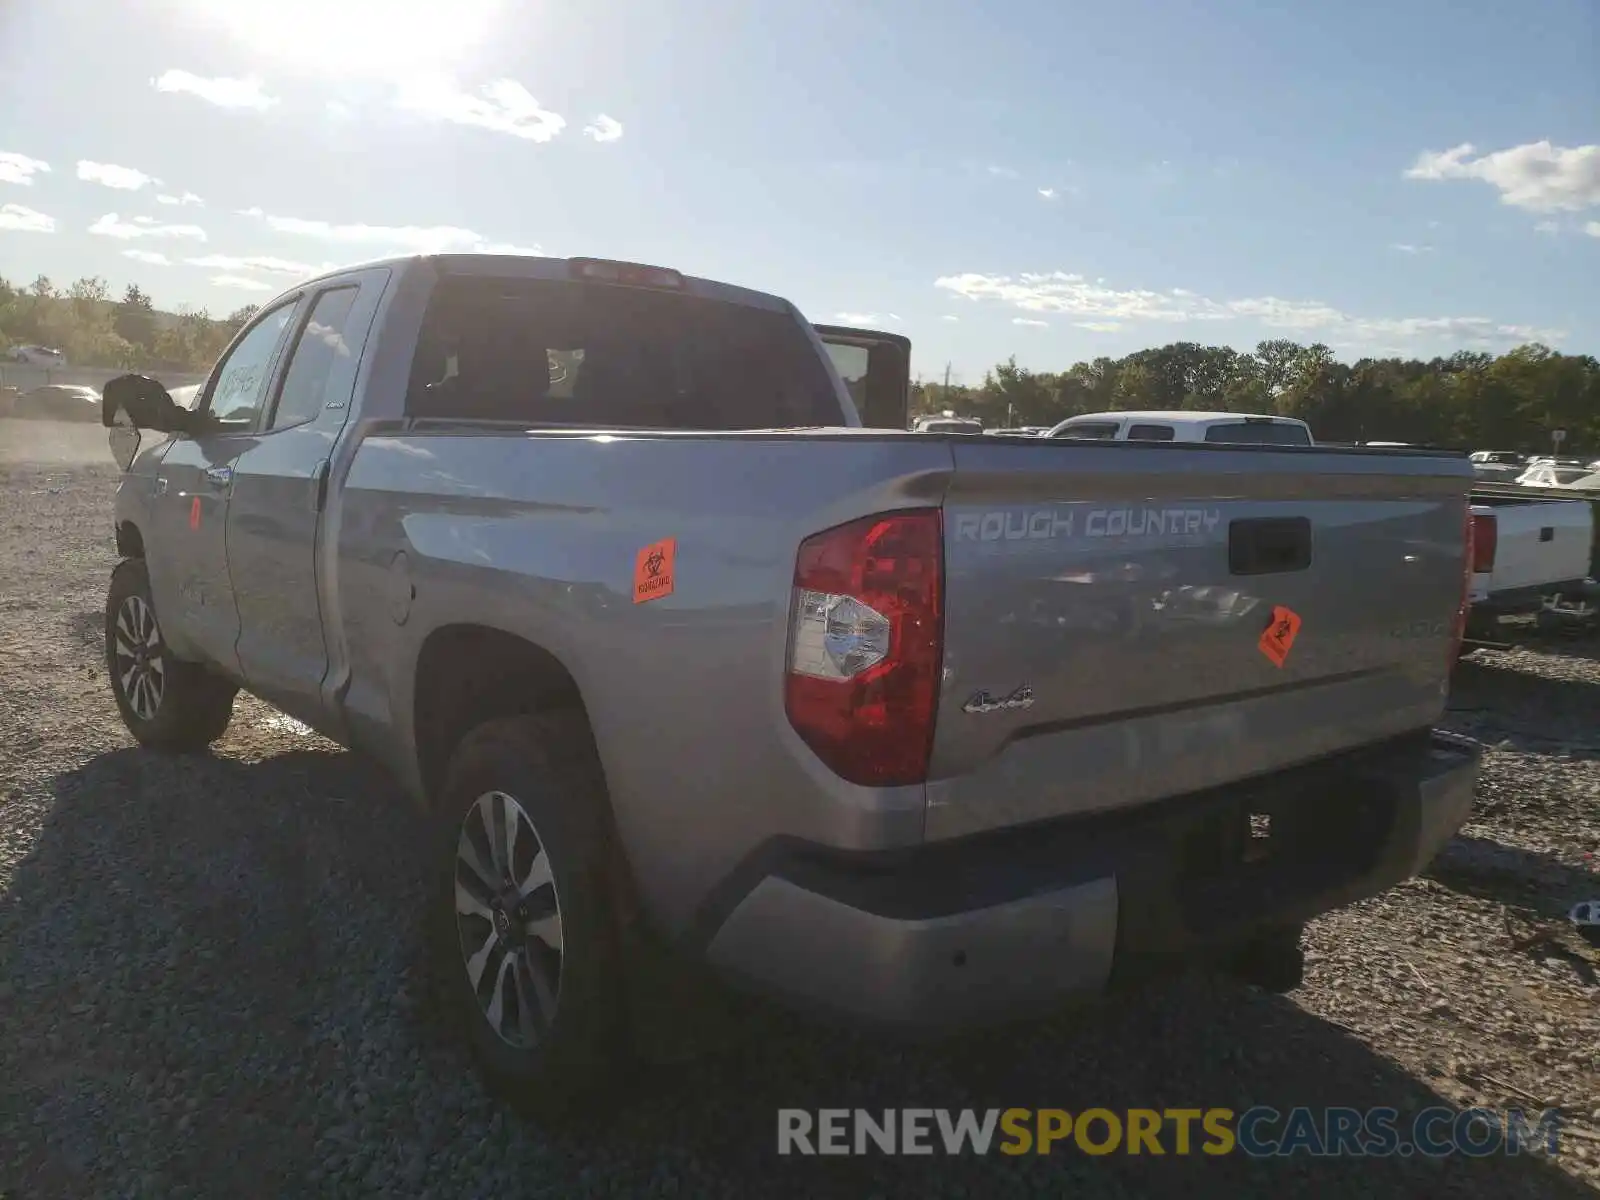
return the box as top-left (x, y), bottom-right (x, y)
top-left (1258, 605), bottom-right (1302, 667)
top-left (633, 538), bottom-right (676, 604)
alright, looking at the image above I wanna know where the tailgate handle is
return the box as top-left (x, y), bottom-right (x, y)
top-left (1540, 526), bottom-right (1554, 542)
top-left (1229, 517), bottom-right (1312, 576)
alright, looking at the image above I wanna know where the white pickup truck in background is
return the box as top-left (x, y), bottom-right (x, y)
top-left (1465, 485), bottom-right (1598, 647)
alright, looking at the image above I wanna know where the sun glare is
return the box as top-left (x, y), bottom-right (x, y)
top-left (188, 0), bottom-right (505, 76)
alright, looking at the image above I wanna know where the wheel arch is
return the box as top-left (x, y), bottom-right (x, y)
top-left (115, 519), bottom-right (145, 559)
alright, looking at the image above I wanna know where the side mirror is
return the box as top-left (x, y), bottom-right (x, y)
top-left (103, 374), bottom-right (217, 471)
top-left (102, 373), bottom-right (189, 434)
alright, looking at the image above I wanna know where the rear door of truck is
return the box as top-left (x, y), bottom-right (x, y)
top-left (926, 439), bottom-right (1473, 840)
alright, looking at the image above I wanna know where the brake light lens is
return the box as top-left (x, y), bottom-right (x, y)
top-left (1471, 511), bottom-right (1498, 573)
top-left (784, 510), bottom-right (944, 787)
top-left (1450, 504), bottom-right (1476, 661)
top-left (568, 257), bottom-right (684, 289)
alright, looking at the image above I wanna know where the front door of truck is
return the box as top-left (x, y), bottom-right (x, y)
top-left (225, 269), bottom-right (389, 726)
top-left (144, 301), bottom-right (300, 672)
top-left (814, 325), bottom-right (912, 429)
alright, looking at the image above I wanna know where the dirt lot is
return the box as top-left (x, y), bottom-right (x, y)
top-left (1, 418), bottom-right (1597, 1198)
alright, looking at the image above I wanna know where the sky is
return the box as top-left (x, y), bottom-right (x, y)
top-left (0, 0), bottom-right (1595, 383)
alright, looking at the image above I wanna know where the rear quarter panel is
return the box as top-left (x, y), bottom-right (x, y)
top-left (333, 429), bottom-right (955, 934)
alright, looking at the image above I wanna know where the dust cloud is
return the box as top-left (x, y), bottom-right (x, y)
top-left (0, 418), bottom-right (117, 466)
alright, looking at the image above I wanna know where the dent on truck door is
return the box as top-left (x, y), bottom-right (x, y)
top-left (145, 301), bottom-right (299, 671)
top-left (225, 271), bottom-right (387, 724)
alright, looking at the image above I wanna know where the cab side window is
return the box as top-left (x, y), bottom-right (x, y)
top-left (206, 302), bottom-right (298, 428)
top-left (1127, 423), bottom-right (1175, 441)
top-left (266, 287), bottom-right (362, 431)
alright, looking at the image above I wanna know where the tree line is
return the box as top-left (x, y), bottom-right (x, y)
top-left (3, 273), bottom-right (1594, 455)
top-left (913, 338), bottom-right (1600, 454)
top-left (0, 274), bottom-right (260, 375)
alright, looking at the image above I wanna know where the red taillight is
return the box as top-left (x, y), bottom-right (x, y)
top-left (1450, 505), bottom-right (1476, 660)
top-left (784, 509), bottom-right (944, 787)
top-left (568, 257), bottom-right (684, 289)
top-left (1471, 511), bottom-right (1497, 573)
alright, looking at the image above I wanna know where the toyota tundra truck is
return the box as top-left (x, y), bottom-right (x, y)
top-left (100, 253), bottom-right (1482, 1118)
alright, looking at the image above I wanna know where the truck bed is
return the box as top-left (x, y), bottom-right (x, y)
top-left (332, 425), bottom-right (1474, 929)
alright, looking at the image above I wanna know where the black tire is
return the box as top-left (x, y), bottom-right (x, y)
top-left (105, 558), bottom-right (237, 751)
top-left (430, 712), bottom-right (628, 1123)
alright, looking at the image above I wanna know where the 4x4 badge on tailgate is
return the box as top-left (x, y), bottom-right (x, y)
top-left (963, 686), bottom-right (1034, 714)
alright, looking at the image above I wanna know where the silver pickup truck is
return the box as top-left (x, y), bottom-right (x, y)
top-left (101, 253), bottom-right (1482, 1118)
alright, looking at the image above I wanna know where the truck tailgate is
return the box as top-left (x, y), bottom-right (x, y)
top-left (927, 439), bottom-right (1472, 840)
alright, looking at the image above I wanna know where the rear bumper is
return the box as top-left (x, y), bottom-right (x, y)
top-left (700, 729), bottom-right (1480, 1031)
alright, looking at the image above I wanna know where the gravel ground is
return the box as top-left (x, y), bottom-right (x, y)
top-left (1, 418), bottom-right (1596, 1198)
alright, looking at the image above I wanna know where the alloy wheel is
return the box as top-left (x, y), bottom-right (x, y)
top-left (454, 790), bottom-right (564, 1049)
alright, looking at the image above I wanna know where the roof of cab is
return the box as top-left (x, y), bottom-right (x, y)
top-left (287, 253), bottom-right (792, 313)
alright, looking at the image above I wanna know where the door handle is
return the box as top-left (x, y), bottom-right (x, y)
top-left (204, 465), bottom-right (234, 489)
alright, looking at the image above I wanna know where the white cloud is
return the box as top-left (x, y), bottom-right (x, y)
top-left (152, 69), bottom-right (279, 111)
top-left (89, 213), bottom-right (207, 241)
top-left (940, 315), bottom-right (959, 322)
top-left (122, 249), bottom-right (171, 265)
top-left (1404, 141), bottom-right (1600, 213)
top-left (986, 165), bottom-right (1019, 179)
top-left (1077, 321), bottom-right (1122, 333)
top-left (239, 206), bottom-right (482, 251)
top-left (157, 191), bottom-right (204, 206)
top-left (77, 160), bottom-right (158, 191)
top-left (582, 114), bottom-right (623, 143)
top-left (395, 77), bottom-right (565, 142)
top-left (473, 241), bottom-right (545, 256)
top-left (1390, 243), bottom-right (1434, 254)
top-left (237, 206), bottom-right (542, 259)
top-left (1013, 317), bottom-right (1048, 327)
top-left (186, 253), bottom-right (331, 276)
top-left (1038, 187), bottom-right (1058, 200)
top-left (833, 311), bottom-right (881, 324)
top-left (0, 203), bottom-right (54, 233)
top-left (936, 270), bottom-right (1564, 348)
top-left (0, 152), bottom-right (50, 186)
top-left (211, 274), bottom-right (275, 291)
top-left (1585, 221), bottom-right (1600, 238)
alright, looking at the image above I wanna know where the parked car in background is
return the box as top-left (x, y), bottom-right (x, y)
top-left (985, 426), bottom-right (1049, 436)
top-left (1463, 490), bottom-right (1596, 648)
top-left (11, 383), bottom-right (100, 422)
top-left (913, 416), bottom-right (984, 433)
top-left (1045, 410), bottom-right (1315, 445)
top-left (1516, 459), bottom-right (1600, 490)
top-left (1469, 450), bottom-right (1525, 481)
top-left (7, 344), bottom-right (66, 367)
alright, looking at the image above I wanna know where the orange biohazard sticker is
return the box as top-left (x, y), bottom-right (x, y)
top-left (1258, 605), bottom-right (1302, 668)
top-left (633, 538), bottom-right (676, 604)
top-left (189, 496), bottom-right (202, 531)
